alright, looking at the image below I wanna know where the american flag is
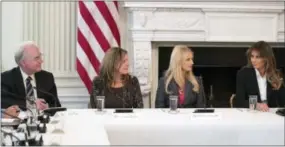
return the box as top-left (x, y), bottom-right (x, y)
top-left (77, 1), bottom-right (120, 93)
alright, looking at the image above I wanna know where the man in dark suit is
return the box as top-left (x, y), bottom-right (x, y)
top-left (1, 41), bottom-right (61, 118)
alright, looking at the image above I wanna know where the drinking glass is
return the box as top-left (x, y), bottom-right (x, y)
top-left (249, 95), bottom-right (258, 111)
top-left (169, 95), bottom-right (179, 114)
top-left (96, 96), bottom-right (105, 113)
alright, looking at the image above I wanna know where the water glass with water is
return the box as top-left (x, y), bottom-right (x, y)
top-left (249, 95), bottom-right (258, 110)
top-left (96, 96), bottom-right (105, 112)
top-left (169, 95), bottom-right (178, 113)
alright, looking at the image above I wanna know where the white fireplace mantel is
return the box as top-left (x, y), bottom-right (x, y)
top-left (123, 2), bottom-right (284, 107)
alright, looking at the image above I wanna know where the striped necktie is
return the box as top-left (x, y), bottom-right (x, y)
top-left (25, 76), bottom-right (37, 116)
top-left (26, 76), bottom-right (34, 98)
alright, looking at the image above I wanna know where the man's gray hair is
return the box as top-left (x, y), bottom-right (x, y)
top-left (14, 41), bottom-right (38, 65)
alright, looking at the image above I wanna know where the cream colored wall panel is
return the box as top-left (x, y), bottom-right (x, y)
top-left (1, 2), bottom-right (23, 71)
top-left (205, 13), bottom-right (278, 42)
top-left (22, 2), bottom-right (77, 74)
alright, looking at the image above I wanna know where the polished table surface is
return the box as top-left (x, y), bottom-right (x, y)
top-left (43, 108), bottom-right (284, 145)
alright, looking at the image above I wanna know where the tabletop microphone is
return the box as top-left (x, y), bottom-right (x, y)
top-left (33, 87), bottom-right (59, 107)
top-left (1, 89), bottom-right (37, 117)
top-left (33, 87), bottom-right (66, 116)
top-left (276, 108), bottom-right (285, 117)
top-left (1, 89), bottom-right (35, 104)
top-left (193, 76), bottom-right (215, 113)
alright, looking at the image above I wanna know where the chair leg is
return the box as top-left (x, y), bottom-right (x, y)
top-left (229, 94), bottom-right (235, 108)
top-left (148, 93), bottom-right (152, 108)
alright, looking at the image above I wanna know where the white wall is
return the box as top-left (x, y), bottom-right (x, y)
top-left (1, 2), bottom-right (23, 71)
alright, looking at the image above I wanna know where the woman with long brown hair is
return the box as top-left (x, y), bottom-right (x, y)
top-left (89, 47), bottom-right (143, 108)
top-left (155, 45), bottom-right (204, 108)
top-left (235, 41), bottom-right (285, 111)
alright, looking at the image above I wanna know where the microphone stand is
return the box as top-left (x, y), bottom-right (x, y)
top-left (1, 97), bottom-right (45, 146)
top-left (33, 87), bottom-right (66, 116)
top-left (2, 110), bottom-right (33, 145)
top-left (193, 76), bottom-right (215, 113)
top-left (1, 114), bottom-right (36, 146)
top-left (15, 119), bottom-right (44, 146)
top-left (2, 106), bottom-right (44, 146)
top-left (25, 96), bottom-right (39, 123)
top-left (200, 76), bottom-right (207, 109)
top-left (1, 128), bottom-right (21, 146)
top-left (93, 82), bottom-right (101, 109)
top-left (33, 87), bottom-right (57, 107)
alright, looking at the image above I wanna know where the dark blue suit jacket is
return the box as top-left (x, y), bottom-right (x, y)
top-left (1, 67), bottom-right (61, 109)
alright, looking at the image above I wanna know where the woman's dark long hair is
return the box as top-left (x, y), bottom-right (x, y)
top-left (246, 40), bottom-right (283, 90)
top-left (99, 47), bottom-right (130, 89)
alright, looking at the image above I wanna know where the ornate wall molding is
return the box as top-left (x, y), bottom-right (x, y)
top-left (278, 11), bottom-right (284, 42)
top-left (205, 13), bottom-right (278, 41)
top-left (124, 2), bottom-right (284, 10)
top-left (131, 10), bottom-right (205, 31)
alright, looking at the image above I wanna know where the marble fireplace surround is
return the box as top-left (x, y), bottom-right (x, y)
top-left (123, 2), bottom-right (284, 107)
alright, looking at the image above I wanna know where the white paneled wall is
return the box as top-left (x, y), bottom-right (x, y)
top-left (22, 2), bottom-right (77, 75)
top-left (22, 2), bottom-right (89, 108)
top-left (1, 2), bottom-right (23, 71)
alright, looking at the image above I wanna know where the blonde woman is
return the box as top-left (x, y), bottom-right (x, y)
top-left (90, 47), bottom-right (143, 108)
top-left (155, 45), bottom-right (205, 108)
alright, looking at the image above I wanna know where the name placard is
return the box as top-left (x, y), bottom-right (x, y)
top-left (190, 112), bottom-right (222, 120)
top-left (113, 113), bottom-right (137, 118)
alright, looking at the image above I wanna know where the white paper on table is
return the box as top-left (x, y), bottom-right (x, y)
top-left (1, 118), bottom-right (15, 123)
top-left (50, 112), bottom-right (67, 124)
top-left (50, 122), bottom-right (65, 134)
top-left (113, 113), bottom-right (138, 118)
top-left (44, 134), bottom-right (62, 146)
top-left (190, 112), bottom-right (222, 120)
